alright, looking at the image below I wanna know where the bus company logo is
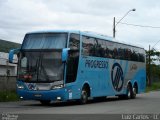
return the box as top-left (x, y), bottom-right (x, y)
top-left (111, 63), bottom-right (124, 92)
top-left (27, 83), bottom-right (36, 90)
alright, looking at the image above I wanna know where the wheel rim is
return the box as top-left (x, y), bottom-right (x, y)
top-left (133, 87), bottom-right (137, 97)
top-left (127, 85), bottom-right (131, 98)
top-left (128, 89), bottom-right (131, 98)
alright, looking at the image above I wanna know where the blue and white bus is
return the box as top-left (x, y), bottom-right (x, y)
top-left (9, 30), bottom-right (146, 104)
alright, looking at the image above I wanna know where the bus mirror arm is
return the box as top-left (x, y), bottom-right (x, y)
top-left (62, 48), bottom-right (70, 62)
top-left (8, 48), bottom-right (20, 64)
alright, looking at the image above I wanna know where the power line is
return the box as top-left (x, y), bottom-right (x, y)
top-left (117, 22), bottom-right (160, 28)
top-left (152, 40), bottom-right (160, 49)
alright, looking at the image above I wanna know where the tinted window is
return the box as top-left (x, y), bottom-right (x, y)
top-left (82, 35), bottom-right (145, 62)
top-left (97, 40), bottom-right (105, 57)
top-left (66, 34), bottom-right (80, 83)
top-left (82, 36), bottom-right (95, 56)
top-left (69, 34), bottom-right (80, 50)
top-left (22, 33), bottom-right (67, 49)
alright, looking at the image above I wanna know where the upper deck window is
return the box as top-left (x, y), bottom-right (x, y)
top-left (22, 33), bottom-right (67, 49)
top-left (82, 35), bottom-right (145, 63)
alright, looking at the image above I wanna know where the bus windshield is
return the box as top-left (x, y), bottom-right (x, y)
top-left (18, 33), bottom-right (68, 82)
top-left (18, 50), bottom-right (64, 82)
top-left (22, 33), bottom-right (67, 49)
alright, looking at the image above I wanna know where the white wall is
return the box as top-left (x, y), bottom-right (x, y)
top-left (0, 65), bottom-right (16, 76)
top-left (0, 52), bottom-right (17, 76)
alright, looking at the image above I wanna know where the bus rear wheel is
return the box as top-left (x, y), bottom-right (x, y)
top-left (131, 85), bottom-right (137, 99)
top-left (40, 100), bottom-right (51, 105)
top-left (119, 84), bottom-right (132, 99)
top-left (126, 84), bottom-right (132, 99)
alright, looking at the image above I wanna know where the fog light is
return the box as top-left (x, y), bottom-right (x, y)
top-left (57, 97), bottom-right (61, 100)
top-left (20, 96), bottom-right (23, 99)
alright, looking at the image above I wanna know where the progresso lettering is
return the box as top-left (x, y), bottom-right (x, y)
top-left (85, 60), bottom-right (108, 69)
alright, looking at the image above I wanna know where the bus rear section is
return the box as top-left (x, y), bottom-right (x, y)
top-left (78, 34), bottom-right (146, 100)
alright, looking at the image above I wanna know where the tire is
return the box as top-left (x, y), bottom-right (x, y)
top-left (126, 84), bottom-right (133, 99)
top-left (131, 86), bottom-right (137, 99)
top-left (118, 84), bottom-right (134, 100)
top-left (40, 100), bottom-right (51, 105)
top-left (80, 90), bottom-right (88, 104)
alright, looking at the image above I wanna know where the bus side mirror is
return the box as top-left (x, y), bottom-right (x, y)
top-left (9, 48), bottom-right (20, 63)
top-left (62, 48), bottom-right (70, 62)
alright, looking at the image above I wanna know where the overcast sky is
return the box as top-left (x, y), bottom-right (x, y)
top-left (0, 0), bottom-right (160, 50)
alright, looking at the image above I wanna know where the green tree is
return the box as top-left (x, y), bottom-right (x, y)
top-left (146, 50), bottom-right (160, 86)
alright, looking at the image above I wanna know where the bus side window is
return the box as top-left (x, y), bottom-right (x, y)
top-left (66, 34), bottom-right (80, 83)
top-left (97, 39), bottom-right (105, 57)
top-left (82, 36), bottom-right (95, 56)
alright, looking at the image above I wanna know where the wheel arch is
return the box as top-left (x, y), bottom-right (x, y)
top-left (133, 81), bottom-right (138, 94)
top-left (82, 82), bottom-right (91, 97)
top-left (127, 80), bottom-right (133, 89)
top-left (127, 80), bottom-right (138, 94)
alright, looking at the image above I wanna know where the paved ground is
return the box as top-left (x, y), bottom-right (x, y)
top-left (0, 91), bottom-right (160, 114)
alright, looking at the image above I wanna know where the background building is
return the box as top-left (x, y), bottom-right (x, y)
top-left (0, 52), bottom-right (18, 76)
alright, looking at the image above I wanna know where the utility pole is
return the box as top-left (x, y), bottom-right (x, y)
top-left (113, 17), bottom-right (116, 38)
top-left (148, 45), bottom-right (151, 86)
top-left (113, 8), bottom-right (136, 38)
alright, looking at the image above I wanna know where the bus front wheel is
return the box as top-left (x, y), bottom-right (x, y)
top-left (80, 90), bottom-right (88, 104)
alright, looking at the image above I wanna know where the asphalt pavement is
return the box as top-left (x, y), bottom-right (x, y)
top-left (0, 91), bottom-right (160, 114)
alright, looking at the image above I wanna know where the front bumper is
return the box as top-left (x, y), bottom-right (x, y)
top-left (17, 88), bottom-right (69, 101)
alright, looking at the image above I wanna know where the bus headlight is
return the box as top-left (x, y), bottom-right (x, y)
top-left (51, 84), bottom-right (63, 89)
top-left (17, 84), bottom-right (24, 89)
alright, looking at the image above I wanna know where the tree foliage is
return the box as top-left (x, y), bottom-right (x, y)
top-left (146, 50), bottom-right (160, 83)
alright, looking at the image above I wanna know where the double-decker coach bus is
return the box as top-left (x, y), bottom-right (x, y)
top-left (9, 30), bottom-right (146, 104)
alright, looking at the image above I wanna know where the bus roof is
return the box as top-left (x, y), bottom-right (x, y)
top-left (26, 30), bottom-right (144, 50)
top-left (27, 30), bottom-right (112, 40)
